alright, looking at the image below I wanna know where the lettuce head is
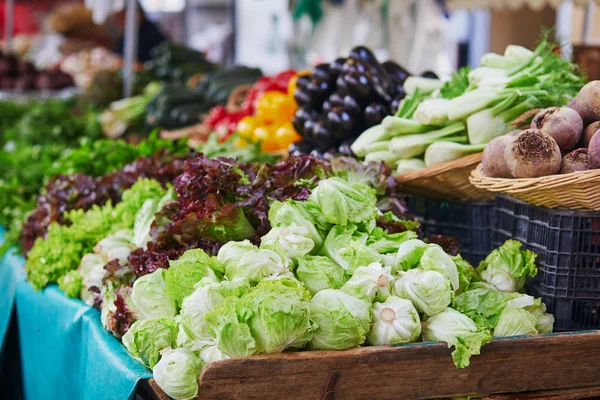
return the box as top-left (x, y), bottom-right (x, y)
top-left (367, 296), bottom-right (421, 346)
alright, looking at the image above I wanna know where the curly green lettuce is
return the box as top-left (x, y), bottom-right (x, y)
top-left (25, 179), bottom-right (166, 290)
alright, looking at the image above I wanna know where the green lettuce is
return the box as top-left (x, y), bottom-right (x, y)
top-left (493, 306), bottom-right (538, 337)
top-left (341, 262), bottom-right (394, 302)
top-left (268, 200), bottom-right (330, 251)
top-left (260, 225), bottom-right (315, 260)
top-left (25, 179), bottom-right (166, 290)
top-left (367, 228), bottom-right (417, 254)
top-left (152, 348), bottom-right (203, 400)
top-left (295, 255), bottom-right (348, 295)
top-left (164, 249), bottom-right (222, 307)
top-left (308, 289), bottom-right (371, 350)
top-left (205, 278), bottom-right (313, 356)
top-left (321, 225), bottom-right (383, 274)
top-left (308, 177), bottom-right (377, 226)
top-left (58, 270), bottom-right (83, 298)
top-left (393, 239), bottom-right (428, 273)
top-left (367, 296), bottom-right (421, 345)
top-left (420, 246), bottom-right (460, 291)
top-left (477, 240), bottom-right (537, 293)
top-left (130, 268), bottom-right (177, 320)
top-left (122, 318), bottom-right (178, 369)
top-left (393, 269), bottom-right (452, 317)
top-left (422, 308), bottom-right (492, 368)
top-left (217, 240), bottom-right (291, 284)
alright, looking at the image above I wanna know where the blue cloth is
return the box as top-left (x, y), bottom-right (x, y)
top-left (0, 227), bottom-right (24, 351)
top-left (0, 229), bottom-right (152, 400)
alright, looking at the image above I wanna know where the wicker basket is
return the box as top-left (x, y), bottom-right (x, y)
top-left (394, 153), bottom-right (494, 201)
top-left (469, 164), bottom-right (600, 210)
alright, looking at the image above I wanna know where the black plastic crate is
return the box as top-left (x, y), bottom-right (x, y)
top-left (492, 195), bottom-right (600, 331)
top-left (406, 197), bottom-right (495, 266)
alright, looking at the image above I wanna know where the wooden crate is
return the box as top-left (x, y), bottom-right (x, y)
top-left (144, 331), bottom-right (600, 400)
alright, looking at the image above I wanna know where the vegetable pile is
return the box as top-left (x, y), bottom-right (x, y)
top-left (483, 81), bottom-right (600, 177)
top-left (20, 146), bottom-right (551, 399)
top-left (351, 39), bottom-right (584, 174)
top-left (291, 46), bottom-right (411, 155)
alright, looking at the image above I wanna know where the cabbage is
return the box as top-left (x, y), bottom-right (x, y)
top-left (341, 262), bottom-right (394, 302)
top-left (393, 239), bottom-right (428, 273)
top-left (321, 225), bottom-right (382, 274)
top-left (130, 268), bottom-right (177, 320)
top-left (152, 348), bottom-right (203, 400)
top-left (295, 255), bottom-right (348, 295)
top-left (393, 269), bottom-right (452, 317)
top-left (122, 318), bottom-right (178, 369)
top-left (309, 177), bottom-right (377, 226)
top-left (205, 278), bottom-right (313, 356)
top-left (218, 240), bottom-right (291, 284)
top-left (367, 296), bottom-right (421, 345)
top-left (422, 308), bottom-right (492, 368)
top-left (260, 225), bottom-right (315, 259)
top-left (268, 200), bottom-right (330, 250)
top-left (478, 240), bottom-right (537, 293)
top-left (366, 228), bottom-right (417, 255)
top-left (420, 246), bottom-right (460, 291)
top-left (493, 306), bottom-right (538, 337)
top-left (164, 248), bottom-right (221, 307)
top-left (308, 289), bottom-right (371, 350)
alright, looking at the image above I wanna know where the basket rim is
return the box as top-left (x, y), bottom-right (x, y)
top-left (470, 164), bottom-right (600, 193)
top-left (395, 152), bottom-right (483, 184)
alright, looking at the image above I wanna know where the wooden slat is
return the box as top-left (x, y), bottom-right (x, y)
top-left (484, 386), bottom-right (600, 399)
top-left (201, 332), bottom-right (600, 399)
top-left (146, 332), bottom-right (600, 400)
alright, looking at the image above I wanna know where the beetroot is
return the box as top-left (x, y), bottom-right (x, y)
top-left (583, 121), bottom-right (600, 147)
top-left (568, 81), bottom-right (600, 124)
top-left (530, 107), bottom-right (583, 152)
top-left (560, 148), bottom-right (592, 174)
top-left (589, 130), bottom-right (600, 168)
top-left (482, 135), bottom-right (514, 178)
top-left (504, 129), bottom-right (562, 178)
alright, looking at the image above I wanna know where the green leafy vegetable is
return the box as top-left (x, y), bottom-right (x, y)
top-left (308, 289), bottom-right (371, 350)
top-left (422, 308), bottom-right (492, 368)
top-left (165, 249), bottom-right (222, 307)
top-left (393, 269), bottom-right (452, 317)
top-left (130, 268), bottom-right (177, 320)
top-left (152, 348), bottom-right (203, 400)
top-left (122, 318), bottom-right (178, 369)
top-left (294, 255), bottom-right (348, 295)
top-left (367, 296), bottom-right (421, 345)
top-left (477, 240), bottom-right (537, 293)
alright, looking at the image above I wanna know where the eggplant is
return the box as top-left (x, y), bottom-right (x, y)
top-left (364, 103), bottom-right (388, 127)
top-left (295, 74), bottom-right (311, 90)
top-left (348, 46), bottom-right (384, 74)
top-left (328, 90), bottom-right (345, 107)
top-left (330, 57), bottom-right (346, 79)
top-left (292, 108), bottom-right (313, 135)
top-left (327, 106), bottom-right (355, 133)
top-left (382, 61), bottom-right (411, 85)
top-left (421, 70), bottom-right (439, 79)
top-left (294, 88), bottom-right (314, 108)
top-left (342, 72), bottom-right (371, 100)
top-left (303, 118), bottom-right (320, 140)
top-left (312, 63), bottom-right (332, 84)
top-left (342, 94), bottom-right (362, 116)
top-left (306, 78), bottom-right (331, 104)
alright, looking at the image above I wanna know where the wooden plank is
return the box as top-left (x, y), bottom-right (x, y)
top-left (484, 386), bottom-right (600, 399)
top-left (191, 332), bottom-right (600, 400)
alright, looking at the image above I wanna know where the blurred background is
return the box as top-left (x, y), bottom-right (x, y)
top-left (2, 0), bottom-right (600, 80)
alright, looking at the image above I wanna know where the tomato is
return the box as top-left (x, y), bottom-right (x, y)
top-left (274, 122), bottom-right (301, 150)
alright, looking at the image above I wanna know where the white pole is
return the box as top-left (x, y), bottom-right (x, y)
top-left (556, 0), bottom-right (573, 59)
top-left (4, 0), bottom-right (14, 53)
top-left (123, 0), bottom-right (139, 98)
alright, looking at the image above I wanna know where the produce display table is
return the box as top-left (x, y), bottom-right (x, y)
top-left (0, 229), bottom-right (152, 400)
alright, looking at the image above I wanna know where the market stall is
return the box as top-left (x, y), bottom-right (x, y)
top-left (3, 1), bottom-right (600, 399)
